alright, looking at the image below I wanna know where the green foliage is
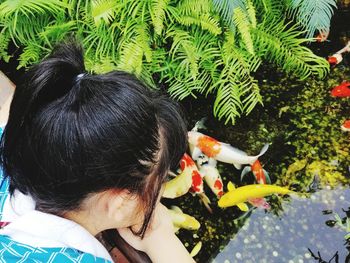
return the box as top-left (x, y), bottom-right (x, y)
top-left (0, 0), bottom-right (331, 125)
top-left (286, 0), bottom-right (337, 38)
top-left (252, 20), bottom-right (329, 79)
top-left (0, 30), bottom-right (11, 62)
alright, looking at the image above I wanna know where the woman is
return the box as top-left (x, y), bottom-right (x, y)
top-left (0, 40), bottom-right (194, 262)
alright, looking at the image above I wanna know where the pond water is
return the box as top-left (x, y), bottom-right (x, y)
top-left (214, 187), bottom-right (350, 263)
top-left (173, 22), bottom-right (350, 262)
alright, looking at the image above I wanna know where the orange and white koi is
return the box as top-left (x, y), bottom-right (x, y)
top-left (240, 159), bottom-right (271, 184)
top-left (188, 131), bottom-right (269, 170)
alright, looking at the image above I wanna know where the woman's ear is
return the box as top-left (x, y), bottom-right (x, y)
top-left (99, 189), bottom-right (143, 229)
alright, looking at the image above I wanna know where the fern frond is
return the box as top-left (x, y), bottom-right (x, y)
top-left (241, 79), bottom-right (262, 115)
top-left (167, 28), bottom-right (199, 79)
top-left (124, 1), bottom-right (149, 19)
top-left (246, 0), bottom-right (256, 28)
top-left (17, 44), bottom-right (41, 69)
top-left (177, 0), bottom-right (212, 16)
top-left (135, 23), bottom-right (153, 62)
top-left (233, 7), bottom-right (254, 54)
top-left (4, 15), bottom-right (50, 45)
top-left (150, 0), bottom-right (169, 35)
top-left (0, 30), bottom-right (11, 62)
top-left (287, 0), bottom-right (337, 38)
top-left (212, 0), bottom-right (246, 24)
top-left (252, 20), bottom-right (329, 79)
top-left (85, 56), bottom-right (118, 74)
top-left (213, 79), bottom-right (244, 125)
top-left (118, 23), bottom-right (152, 76)
top-left (40, 20), bottom-right (77, 47)
top-left (177, 13), bottom-right (222, 35)
top-left (167, 78), bottom-right (198, 100)
top-left (83, 23), bottom-right (117, 61)
top-left (0, 0), bottom-right (67, 28)
top-left (118, 42), bottom-right (144, 75)
top-left (254, 0), bottom-right (285, 21)
top-left (91, 0), bottom-right (119, 26)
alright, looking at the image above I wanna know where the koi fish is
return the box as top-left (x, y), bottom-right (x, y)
top-left (190, 241), bottom-right (202, 257)
top-left (315, 30), bottom-right (329, 42)
top-left (188, 131), bottom-right (269, 170)
top-left (341, 120), bottom-right (350, 132)
top-left (180, 153), bottom-right (212, 212)
top-left (328, 41), bottom-right (350, 65)
top-left (199, 163), bottom-right (224, 198)
top-left (163, 166), bottom-right (192, 199)
top-left (168, 206), bottom-right (200, 232)
top-left (218, 182), bottom-right (292, 209)
top-left (247, 197), bottom-right (270, 210)
top-left (240, 159), bottom-right (271, 184)
top-left (330, 82), bottom-right (350, 97)
top-left (328, 53), bottom-right (343, 65)
top-left (240, 160), bottom-right (271, 210)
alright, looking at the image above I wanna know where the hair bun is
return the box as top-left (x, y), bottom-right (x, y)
top-left (14, 39), bottom-right (86, 124)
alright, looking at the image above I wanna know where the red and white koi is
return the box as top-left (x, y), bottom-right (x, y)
top-left (188, 131), bottom-right (269, 170)
top-left (328, 53), bottom-right (343, 65)
top-left (180, 153), bottom-right (212, 212)
top-left (240, 159), bottom-right (271, 210)
top-left (328, 41), bottom-right (350, 65)
top-left (330, 81), bottom-right (350, 97)
top-left (247, 197), bottom-right (271, 210)
top-left (240, 159), bottom-right (271, 184)
top-left (198, 163), bottom-right (224, 198)
top-left (341, 120), bottom-right (350, 132)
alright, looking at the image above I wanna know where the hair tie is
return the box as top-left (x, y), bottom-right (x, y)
top-left (75, 73), bottom-right (86, 85)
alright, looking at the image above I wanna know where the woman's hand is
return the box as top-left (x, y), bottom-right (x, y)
top-left (117, 203), bottom-right (173, 253)
top-left (117, 203), bottom-right (195, 263)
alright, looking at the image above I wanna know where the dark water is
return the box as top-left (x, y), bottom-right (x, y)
top-left (176, 59), bottom-right (350, 262)
top-left (175, 9), bottom-right (350, 262)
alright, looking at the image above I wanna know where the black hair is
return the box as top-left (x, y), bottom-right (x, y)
top-left (0, 40), bottom-right (187, 238)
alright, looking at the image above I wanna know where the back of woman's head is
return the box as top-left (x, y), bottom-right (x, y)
top-left (0, 40), bottom-right (187, 236)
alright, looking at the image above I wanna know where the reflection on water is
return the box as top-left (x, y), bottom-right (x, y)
top-left (213, 188), bottom-right (350, 263)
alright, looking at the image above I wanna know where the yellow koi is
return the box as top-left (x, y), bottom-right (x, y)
top-left (168, 206), bottom-right (200, 231)
top-left (190, 241), bottom-right (202, 257)
top-left (162, 167), bottom-right (192, 199)
top-left (218, 182), bottom-right (292, 208)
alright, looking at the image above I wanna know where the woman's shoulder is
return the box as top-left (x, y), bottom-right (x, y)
top-left (0, 235), bottom-right (112, 262)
